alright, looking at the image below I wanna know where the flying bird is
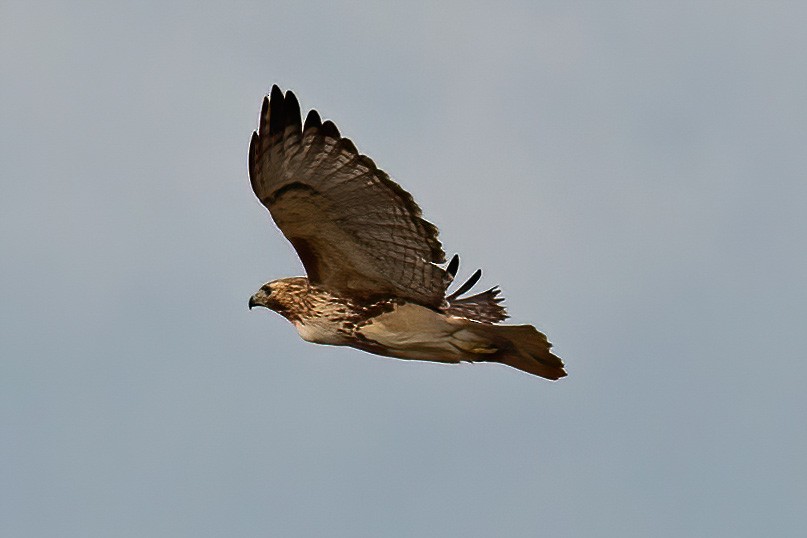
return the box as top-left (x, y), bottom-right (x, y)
top-left (248, 86), bottom-right (566, 380)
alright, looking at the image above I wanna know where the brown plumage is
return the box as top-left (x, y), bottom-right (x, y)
top-left (248, 86), bottom-right (566, 380)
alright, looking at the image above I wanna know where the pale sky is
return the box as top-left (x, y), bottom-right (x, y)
top-left (2, 1), bottom-right (806, 536)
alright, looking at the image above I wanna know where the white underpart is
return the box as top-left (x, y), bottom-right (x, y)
top-left (294, 319), bottom-right (348, 346)
top-left (356, 303), bottom-right (494, 362)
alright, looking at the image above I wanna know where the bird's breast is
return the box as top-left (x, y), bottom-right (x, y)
top-left (293, 319), bottom-right (348, 346)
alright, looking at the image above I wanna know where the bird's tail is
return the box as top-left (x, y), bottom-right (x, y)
top-left (459, 322), bottom-right (566, 380)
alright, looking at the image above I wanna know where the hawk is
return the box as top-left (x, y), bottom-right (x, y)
top-left (248, 86), bottom-right (566, 380)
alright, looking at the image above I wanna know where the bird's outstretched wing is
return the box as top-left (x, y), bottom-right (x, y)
top-left (249, 86), bottom-right (449, 307)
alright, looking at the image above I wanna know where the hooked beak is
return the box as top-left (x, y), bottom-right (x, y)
top-left (248, 295), bottom-right (258, 310)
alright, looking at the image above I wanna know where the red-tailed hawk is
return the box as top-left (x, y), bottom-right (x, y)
top-left (248, 86), bottom-right (566, 380)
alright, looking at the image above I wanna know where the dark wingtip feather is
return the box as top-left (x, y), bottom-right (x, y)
top-left (304, 109), bottom-right (322, 131)
top-left (258, 96), bottom-right (270, 136)
top-left (446, 254), bottom-right (460, 279)
top-left (248, 131), bottom-right (259, 180)
top-left (321, 119), bottom-right (340, 138)
top-left (282, 90), bottom-right (302, 133)
top-left (268, 85), bottom-right (285, 136)
top-left (451, 269), bottom-right (482, 299)
top-left (339, 138), bottom-right (358, 154)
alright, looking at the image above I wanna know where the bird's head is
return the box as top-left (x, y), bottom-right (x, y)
top-left (248, 282), bottom-right (275, 311)
top-left (248, 277), bottom-right (310, 319)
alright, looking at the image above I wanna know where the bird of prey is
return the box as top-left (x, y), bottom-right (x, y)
top-left (248, 86), bottom-right (566, 380)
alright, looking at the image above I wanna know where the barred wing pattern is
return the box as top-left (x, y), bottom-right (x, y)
top-left (446, 288), bottom-right (508, 324)
top-left (249, 86), bottom-right (450, 308)
top-left (443, 256), bottom-right (508, 324)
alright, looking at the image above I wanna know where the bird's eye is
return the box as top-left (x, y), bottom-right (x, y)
top-left (262, 286), bottom-right (272, 295)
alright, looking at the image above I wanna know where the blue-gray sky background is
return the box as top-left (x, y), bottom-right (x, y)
top-left (2, 1), bottom-right (805, 536)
